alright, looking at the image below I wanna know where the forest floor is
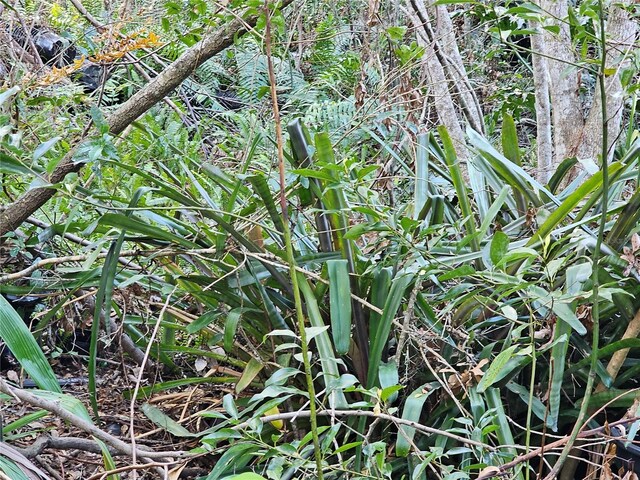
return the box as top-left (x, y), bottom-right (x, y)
top-left (1, 344), bottom-right (232, 479)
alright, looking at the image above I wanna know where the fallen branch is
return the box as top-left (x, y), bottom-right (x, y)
top-left (13, 435), bottom-right (120, 458)
top-left (0, 378), bottom-right (185, 461)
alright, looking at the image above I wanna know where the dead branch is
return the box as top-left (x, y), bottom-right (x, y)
top-left (0, 377), bottom-right (185, 461)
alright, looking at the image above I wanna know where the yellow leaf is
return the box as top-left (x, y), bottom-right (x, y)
top-left (264, 406), bottom-right (284, 430)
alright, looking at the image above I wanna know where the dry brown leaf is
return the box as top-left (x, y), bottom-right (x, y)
top-left (478, 465), bottom-right (501, 479)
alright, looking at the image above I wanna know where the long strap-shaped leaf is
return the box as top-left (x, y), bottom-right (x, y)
top-left (438, 126), bottom-right (480, 261)
top-left (297, 275), bottom-right (347, 408)
top-left (367, 273), bottom-right (414, 388)
top-left (0, 296), bottom-right (61, 393)
top-left (314, 132), bottom-right (369, 382)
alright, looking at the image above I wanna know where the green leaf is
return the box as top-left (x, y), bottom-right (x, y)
top-left (141, 403), bottom-right (196, 437)
top-left (477, 345), bottom-right (519, 393)
top-left (386, 26), bottom-right (407, 41)
top-left (202, 443), bottom-right (259, 480)
top-left (0, 86), bottom-right (21, 107)
top-left (33, 137), bottom-right (62, 162)
top-left (367, 274), bottom-right (414, 388)
top-left (529, 162), bottom-right (624, 246)
top-left (291, 168), bottom-right (336, 182)
top-left (551, 302), bottom-right (586, 335)
top-left (298, 276), bottom-right (347, 408)
top-left (414, 133), bottom-right (429, 220)
top-left (438, 265), bottom-right (475, 282)
top-left (548, 319), bottom-right (571, 431)
top-left (396, 382), bottom-right (439, 456)
top-left (438, 126), bottom-right (479, 255)
top-left (490, 231), bottom-right (510, 267)
top-left (248, 174), bottom-right (285, 234)
top-left (0, 296), bottom-right (61, 393)
top-left (0, 153), bottom-right (32, 174)
top-left (236, 358), bottom-right (264, 393)
top-left (223, 393), bottom-right (238, 419)
top-left (90, 105), bottom-right (110, 134)
top-left (224, 309), bottom-right (242, 353)
top-left (98, 213), bottom-right (200, 248)
top-left (327, 259), bottom-right (352, 355)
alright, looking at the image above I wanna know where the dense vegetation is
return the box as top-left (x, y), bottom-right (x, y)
top-left (1, 0), bottom-right (639, 479)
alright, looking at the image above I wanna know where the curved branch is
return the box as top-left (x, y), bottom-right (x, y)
top-left (0, 378), bottom-right (184, 461)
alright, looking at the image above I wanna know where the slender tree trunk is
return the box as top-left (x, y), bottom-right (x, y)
top-left (431, 4), bottom-right (484, 133)
top-left (537, 0), bottom-right (583, 165)
top-left (408, 0), bottom-right (482, 164)
top-left (530, 20), bottom-right (553, 184)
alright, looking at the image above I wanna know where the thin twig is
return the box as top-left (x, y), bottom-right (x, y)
top-left (233, 409), bottom-right (493, 449)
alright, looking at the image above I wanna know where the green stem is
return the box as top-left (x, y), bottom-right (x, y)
top-left (263, 2), bottom-right (324, 478)
top-left (543, 2), bottom-right (608, 478)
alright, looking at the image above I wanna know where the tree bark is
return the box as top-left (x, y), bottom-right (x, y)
top-left (408, 0), bottom-right (469, 162)
top-left (531, 0), bottom-right (636, 184)
top-left (0, 2), bottom-right (292, 237)
top-left (576, 2), bottom-right (637, 164)
top-left (530, 20), bottom-right (553, 184)
top-left (430, 4), bottom-right (484, 134)
top-left (538, 0), bottom-right (583, 165)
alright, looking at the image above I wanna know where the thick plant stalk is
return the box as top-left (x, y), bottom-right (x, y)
top-left (542, 1), bottom-right (608, 477)
top-left (263, 3), bottom-right (324, 478)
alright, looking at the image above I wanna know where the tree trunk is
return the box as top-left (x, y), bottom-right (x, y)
top-left (530, 20), bottom-right (553, 184)
top-left (530, 0), bottom-right (636, 185)
top-left (576, 2), bottom-right (637, 164)
top-left (408, 0), bottom-right (481, 164)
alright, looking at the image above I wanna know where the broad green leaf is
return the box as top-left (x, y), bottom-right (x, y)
top-left (367, 274), bottom-right (414, 388)
top-left (438, 265), bottom-right (475, 282)
top-left (477, 345), bottom-right (519, 393)
top-left (0, 86), bottom-right (21, 106)
top-left (548, 319), bottom-right (571, 431)
top-left (396, 382), bottom-right (439, 456)
top-left (224, 309), bottom-right (242, 353)
top-left (248, 174), bottom-right (285, 234)
top-left (501, 113), bottom-right (527, 215)
top-left (0, 153), bottom-right (32, 174)
top-left (327, 259), bottom-right (352, 355)
top-left (551, 302), bottom-right (587, 335)
top-left (33, 136), bottom-right (61, 162)
top-left (0, 296), bottom-right (61, 393)
top-left (223, 393), bottom-right (238, 419)
top-left (202, 443), bottom-right (259, 480)
top-left (369, 267), bottom-right (392, 338)
top-left (490, 231), bottom-right (509, 267)
top-left (297, 275), bottom-right (347, 408)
